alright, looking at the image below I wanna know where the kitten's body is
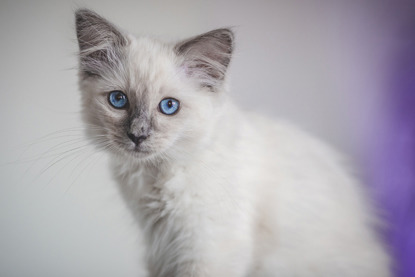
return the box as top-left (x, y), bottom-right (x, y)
top-left (76, 10), bottom-right (390, 276)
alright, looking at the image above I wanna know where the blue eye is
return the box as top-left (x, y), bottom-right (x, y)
top-left (108, 91), bottom-right (128, 109)
top-left (159, 98), bottom-right (180, 115)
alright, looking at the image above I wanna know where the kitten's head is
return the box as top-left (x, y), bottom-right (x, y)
top-left (75, 9), bottom-right (234, 163)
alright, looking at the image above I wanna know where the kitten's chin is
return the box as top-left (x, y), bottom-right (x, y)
top-left (124, 146), bottom-right (151, 158)
top-left (117, 144), bottom-right (161, 162)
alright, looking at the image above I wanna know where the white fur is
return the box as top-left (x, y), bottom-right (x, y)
top-left (76, 10), bottom-right (391, 277)
top-left (112, 103), bottom-right (391, 277)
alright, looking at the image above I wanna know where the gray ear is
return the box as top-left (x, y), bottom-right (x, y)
top-left (75, 9), bottom-right (127, 77)
top-left (175, 28), bottom-right (234, 90)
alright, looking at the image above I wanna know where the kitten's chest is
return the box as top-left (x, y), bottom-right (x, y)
top-left (125, 161), bottom-right (232, 224)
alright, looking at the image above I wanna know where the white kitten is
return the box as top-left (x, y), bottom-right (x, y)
top-left (75, 9), bottom-right (390, 277)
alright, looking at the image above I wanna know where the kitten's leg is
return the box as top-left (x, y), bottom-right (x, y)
top-left (173, 233), bottom-right (254, 277)
top-left (145, 204), bottom-right (254, 277)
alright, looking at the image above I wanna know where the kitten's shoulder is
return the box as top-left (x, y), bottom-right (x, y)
top-left (242, 111), bottom-right (348, 166)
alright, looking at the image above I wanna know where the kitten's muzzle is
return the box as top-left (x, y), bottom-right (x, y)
top-left (127, 132), bottom-right (148, 146)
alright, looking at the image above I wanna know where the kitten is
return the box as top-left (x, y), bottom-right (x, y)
top-left (75, 9), bottom-right (390, 277)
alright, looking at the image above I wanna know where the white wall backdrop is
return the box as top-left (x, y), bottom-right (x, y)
top-left (0, 1), bottom-right (393, 276)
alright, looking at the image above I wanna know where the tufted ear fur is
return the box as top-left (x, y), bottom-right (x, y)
top-left (75, 9), bottom-right (127, 78)
top-left (175, 28), bottom-right (234, 91)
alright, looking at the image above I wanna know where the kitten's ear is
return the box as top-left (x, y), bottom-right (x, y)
top-left (175, 28), bottom-right (234, 90)
top-left (75, 9), bottom-right (127, 77)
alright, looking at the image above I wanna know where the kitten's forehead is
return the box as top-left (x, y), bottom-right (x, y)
top-left (126, 36), bottom-right (178, 96)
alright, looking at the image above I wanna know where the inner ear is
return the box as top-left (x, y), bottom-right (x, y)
top-left (175, 28), bottom-right (234, 90)
top-left (75, 9), bottom-right (127, 77)
top-left (75, 9), bottom-right (127, 52)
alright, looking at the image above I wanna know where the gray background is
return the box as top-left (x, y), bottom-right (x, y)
top-left (0, 1), bottom-right (394, 276)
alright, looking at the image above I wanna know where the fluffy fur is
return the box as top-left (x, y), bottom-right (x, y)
top-left (75, 9), bottom-right (390, 277)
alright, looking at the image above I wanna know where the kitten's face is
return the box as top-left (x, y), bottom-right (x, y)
top-left (80, 38), bottom-right (215, 161)
top-left (76, 10), bottom-right (233, 162)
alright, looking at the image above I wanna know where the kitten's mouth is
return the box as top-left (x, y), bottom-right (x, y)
top-left (132, 146), bottom-right (149, 154)
top-left (110, 136), bottom-right (157, 160)
top-left (121, 142), bottom-right (154, 159)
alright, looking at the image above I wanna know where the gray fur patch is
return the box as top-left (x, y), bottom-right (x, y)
top-left (75, 9), bottom-right (128, 78)
top-left (175, 28), bottom-right (234, 90)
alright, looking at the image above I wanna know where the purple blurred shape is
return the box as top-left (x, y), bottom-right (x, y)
top-left (371, 4), bottom-right (415, 276)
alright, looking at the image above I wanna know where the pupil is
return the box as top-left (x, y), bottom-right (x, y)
top-left (167, 100), bottom-right (172, 108)
top-left (116, 95), bottom-right (123, 101)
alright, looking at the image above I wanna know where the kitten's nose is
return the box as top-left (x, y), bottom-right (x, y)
top-left (127, 132), bottom-right (147, 145)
